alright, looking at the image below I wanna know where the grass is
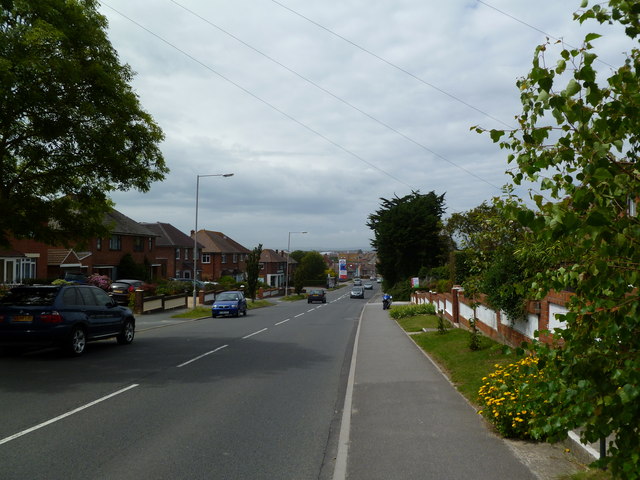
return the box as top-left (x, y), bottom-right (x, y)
top-left (559, 471), bottom-right (612, 480)
top-left (396, 314), bottom-right (440, 332)
top-left (410, 328), bottom-right (517, 403)
top-left (171, 299), bottom-right (275, 319)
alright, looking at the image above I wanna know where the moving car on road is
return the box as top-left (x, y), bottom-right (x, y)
top-left (0, 284), bottom-right (135, 356)
top-left (350, 286), bottom-right (365, 299)
top-left (211, 291), bottom-right (247, 317)
top-left (307, 289), bottom-right (327, 304)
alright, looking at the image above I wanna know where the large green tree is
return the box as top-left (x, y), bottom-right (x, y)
top-left (479, 1), bottom-right (640, 476)
top-left (295, 251), bottom-right (327, 289)
top-left (0, 0), bottom-right (167, 247)
top-left (367, 191), bottom-right (447, 287)
top-left (245, 244), bottom-right (263, 301)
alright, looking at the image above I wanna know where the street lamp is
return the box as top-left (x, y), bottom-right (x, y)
top-left (193, 173), bottom-right (234, 308)
top-left (285, 231), bottom-right (307, 296)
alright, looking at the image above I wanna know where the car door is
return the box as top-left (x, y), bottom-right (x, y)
top-left (77, 286), bottom-right (122, 338)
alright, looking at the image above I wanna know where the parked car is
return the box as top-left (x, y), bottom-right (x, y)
top-left (211, 291), bottom-right (247, 317)
top-left (307, 289), bottom-right (326, 304)
top-left (109, 279), bottom-right (144, 305)
top-left (0, 285), bottom-right (135, 356)
top-left (350, 286), bottom-right (365, 299)
top-left (364, 282), bottom-right (373, 290)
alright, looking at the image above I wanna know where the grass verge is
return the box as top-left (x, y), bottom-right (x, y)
top-left (171, 300), bottom-right (275, 319)
top-left (396, 314), bottom-right (440, 332)
top-left (410, 328), bottom-right (517, 404)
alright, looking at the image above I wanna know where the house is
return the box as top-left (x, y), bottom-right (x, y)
top-left (193, 230), bottom-right (251, 282)
top-left (141, 222), bottom-right (201, 279)
top-left (258, 249), bottom-right (287, 288)
top-left (1, 208), bottom-right (159, 283)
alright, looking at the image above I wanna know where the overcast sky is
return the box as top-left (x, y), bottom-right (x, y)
top-left (97, 0), bottom-right (631, 251)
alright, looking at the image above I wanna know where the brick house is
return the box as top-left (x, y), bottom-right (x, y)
top-left (193, 230), bottom-right (250, 282)
top-left (141, 222), bottom-right (201, 279)
top-left (0, 208), bottom-right (158, 283)
top-left (258, 249), bottom-right (287, 288)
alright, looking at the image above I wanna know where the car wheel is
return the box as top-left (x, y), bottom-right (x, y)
top-left (322, 299), bottom-right (326, 303)
top-left (212, 313), bottom-right (217, 318)
top-left (307, 300), bottom-right (311, 303)
top-left (242, 308), bottom-right (247, 316)
top-left (66, 326), bottom-right (86, 356)
top-left (117, 319), bottom-right (135, 345)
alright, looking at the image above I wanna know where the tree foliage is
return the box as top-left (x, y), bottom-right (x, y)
top-left (479, 2), bottom-right (640, 476)
top-left (0, 0), bottom-right (167, 247)
top-left (245, 244), bottom-right (263, 301)
top-left (367, 191), bottom-right (447, 287)
top-left (296, 251), bottom-right (327, 287)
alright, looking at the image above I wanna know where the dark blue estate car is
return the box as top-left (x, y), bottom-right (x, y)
top-left (211, 291), bottom-right (247, 318)
top-left (0, 285), bottom-right (135, 356)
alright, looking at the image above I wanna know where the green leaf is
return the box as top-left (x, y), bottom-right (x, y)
top-left (564, 79), bottom-right (581, 96)
top-left (490, 130), bottom-right (505, 142)
top-left (585, 32), bottom-right (602, 42)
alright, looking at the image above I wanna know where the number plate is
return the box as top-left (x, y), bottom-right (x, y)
top-left (12, 315), bottom-right (33, 323)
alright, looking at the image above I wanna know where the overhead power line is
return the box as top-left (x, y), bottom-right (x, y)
top-left (167, 0), bottom-right (503, 192)
top-left (100, 1), bottom-right (415, 189)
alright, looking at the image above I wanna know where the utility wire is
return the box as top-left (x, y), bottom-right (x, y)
top-left (270, 0), bottom-right (513, 130)
top-left (168, 0), bottom-right (503, 191)
top-left (100, 1), bottom-right (415, 190)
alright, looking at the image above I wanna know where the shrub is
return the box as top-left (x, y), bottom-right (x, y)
top-left (87, 274), bottom-right (111, 290)
top-left (477, 356), bottom-right (551, 439)
top-left (389, 303), bottom-right (436, 319)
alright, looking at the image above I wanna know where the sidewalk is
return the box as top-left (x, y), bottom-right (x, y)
top-left (337, 302), bottom-right (584, 480)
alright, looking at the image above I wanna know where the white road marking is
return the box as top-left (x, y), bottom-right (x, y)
top-left (275, 318), bottom-right (290, 326)
top-left (177, 345), bottom-right (228, 368)
top-left (294, 313), bottom-right (305, 318)
top-left (0, 384), bottom-right (139, 446)
top-left (242, 328), bottom-right (268, 339)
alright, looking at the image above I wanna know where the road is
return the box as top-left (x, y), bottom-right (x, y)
top-left (0, 286), bottom-right (367, 480)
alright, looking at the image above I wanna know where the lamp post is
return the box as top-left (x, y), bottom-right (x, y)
top-left (193, 173), bottom-right (234, 308)
top-left (284, 231), bottom-right (307, 296)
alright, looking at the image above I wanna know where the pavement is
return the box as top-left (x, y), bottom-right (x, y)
top-left (334, 300), bottom-right (591, 480)
top-left (136, 299), bottom-right (594, 480)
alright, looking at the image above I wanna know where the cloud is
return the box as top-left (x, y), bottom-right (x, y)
top-left (101, 0), bottom-right (631, 250)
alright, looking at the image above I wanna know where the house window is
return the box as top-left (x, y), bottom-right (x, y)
top-left (202, 253), bottom-right (211, 264)
top-left (175, 248), bottom-right (180, 260)
top-left (96, 238), bottom-right (102, 251)
top-left (233, 253), bottom-right (238, 263)
top-left (259, 263), bottom-right (264, 270)
top-left (109, 235), bottom-right (122, 251)
top-left (221, 254), bottom-right (227, 264)
top-left (148, 237), bottom-right (153, 250)
top-left (185, 249), bottom-right (189, 261)
top-left (133, 237), bottom-right (144, 252)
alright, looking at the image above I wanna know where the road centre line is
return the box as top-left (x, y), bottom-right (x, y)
top-left (177, 344), bottom-right (229, 368)
top-left (275, 318), bottom-right (290, 325)
top-left (0, 384), bottom-right (139, 446)
top-left (294, 313), bottom-right (305, 318)
top-left (242, 328), bottom-right (268, 339)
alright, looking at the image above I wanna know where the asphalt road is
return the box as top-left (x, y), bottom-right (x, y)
top-left (0, 287), bottom-right (364, 480)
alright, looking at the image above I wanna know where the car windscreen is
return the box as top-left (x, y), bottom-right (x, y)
top-left (216, 293), bottom-right (239, 301)
top-left (0, 288), bottom-right (59, 306)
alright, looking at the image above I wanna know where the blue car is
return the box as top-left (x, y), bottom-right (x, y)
top-left (211, 291), bottom-right (247, 318)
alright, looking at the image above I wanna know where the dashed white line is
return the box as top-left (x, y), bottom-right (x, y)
top-left (242, 328), bottom-right (268, 339)
top-left (177, 345), bottom-right (228, 368)
top-left (275, 318), bottom-right (290, 326)
top-left (0, 384), bottom-right (140, 446)
top-left (294, 313), bottom-right (305, 318)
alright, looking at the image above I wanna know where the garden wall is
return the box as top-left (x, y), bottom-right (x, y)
top-left (411, 288), bottom-right (572, 347)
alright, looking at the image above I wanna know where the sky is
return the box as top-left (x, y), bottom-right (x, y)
top-left (97, 0), bottom-right (632, 252)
